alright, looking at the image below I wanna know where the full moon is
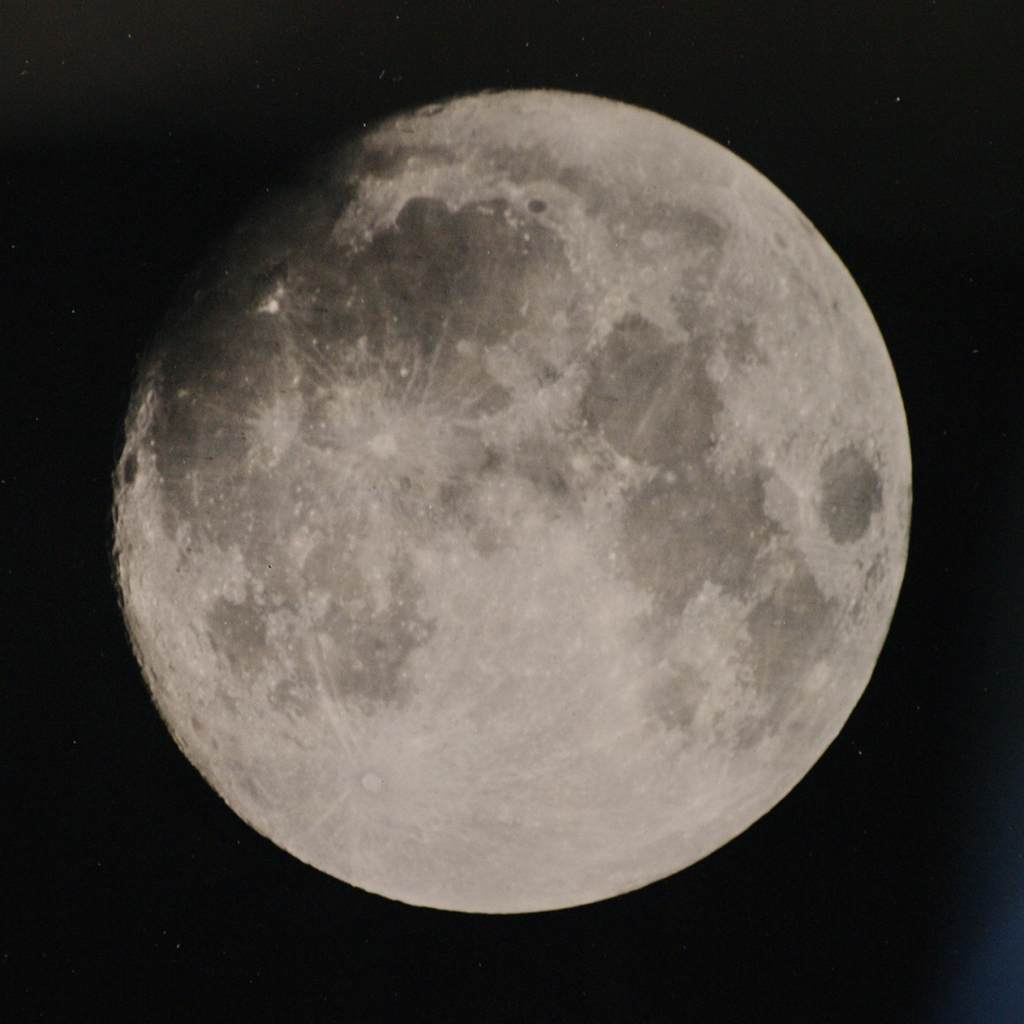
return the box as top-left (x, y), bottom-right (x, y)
top-left (113, 90), bottom-right (911, 913)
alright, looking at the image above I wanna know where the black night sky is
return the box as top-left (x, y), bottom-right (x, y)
top-left (3, 3), bottom-right (1022, 1021)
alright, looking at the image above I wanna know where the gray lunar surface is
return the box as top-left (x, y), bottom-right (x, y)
top-left (113, 90), bottom-right (911, 912)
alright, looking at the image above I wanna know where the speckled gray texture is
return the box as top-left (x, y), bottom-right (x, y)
top-left (113, 90), bottom-right (911, 912)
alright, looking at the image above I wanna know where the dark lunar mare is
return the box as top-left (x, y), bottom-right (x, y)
top-left (110, 92), bottom-right (910, 913)
top-left (129, 131), bottom-right (875, 740)
top-left (135, 171), bottom-right (591, 716)
top-left (819, 445), bottom-right (883, 543)
top-left (582, 307), bottom-right (841, 747)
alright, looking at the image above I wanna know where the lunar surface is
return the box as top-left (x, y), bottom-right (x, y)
top-left (112, 90), bottom-right (911, 913)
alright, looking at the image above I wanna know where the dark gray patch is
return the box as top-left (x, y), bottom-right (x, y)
top-left (207, 595), bottom-right (268, 673)
top-left (426, 342), bottom-right (513, 417)
top-left (672, 293), bottom-right (711, 336)
top-left (655, 203), bottom-right (727, 251)
top-left (582, 314), bottom-right (675, 462)
top-left (733, 557), bottom-right (838, 747)
top-left (304, 533), bottom-right (366, 600)
top-left (583, 313), bottom-right (720, 470)
top-left (174, 463), bottom-right (287, 576)
top-left (357, 144), bottom-right (457, 180)
top-left (318, 561), bottom-right (435, 712)
top-left (470, 520), bottom-right (508, 557)
top-left (720, 319), bottom-right (763, 367)
top-left (360, 196), bottom-right (552, 353)
top-left (819, 445), bottom-right (883, 543)
top-left (486, 143), bottom-right (564, 187)
top-left (481, 445), bottom-right (504, 473)
top-left (745, 562), bottom-right (836, 692)
top-left (147, 313), bottom-right (287, 539)
top-left (121, 450), bottom-right (137, 486)
top-left (865, 552), bottom-right (886, 590)
top-left (437, 478), bottom-right (477, 531)
top-left (621, 467), bottom-right (777, 617)
top-left (774, 232), bottom-right (789, 250)
top-left (468, 382), bottom-right (513, 416)
top-left (586, 312), bottom-right (779, 616)
top-left (528, 199), bottom-right (547, 213)
top-left (512, 436), bottom-right (576, 507)
top-left (647, 663), bottom-right (706, 732)
top-left (330, 194), bottom-right (577, 403)
top-left (732, 714), bottom-right (776, 750)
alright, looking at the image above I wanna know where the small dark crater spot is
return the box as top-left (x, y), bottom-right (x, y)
top-left (481, 446), bottom-right (504, 472)
top-left (419, 103), bottom-right (447, 117)
top-left (774, 232), bottom-right (789, 249)
top-left (528, 199), bottom-right (547, 213)
top-left (819, 445), bottom-right (883, 543)
top-left (122, 451), bottom-right (137, 486)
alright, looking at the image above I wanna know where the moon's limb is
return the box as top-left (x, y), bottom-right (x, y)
top-left (113, 90), bottom-right (911, 912)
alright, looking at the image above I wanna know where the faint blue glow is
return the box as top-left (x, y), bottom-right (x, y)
top-left (934, 871), bottom-right (1024, 1023)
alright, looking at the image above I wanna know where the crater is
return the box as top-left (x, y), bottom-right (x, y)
top-left (819, 445), bottom-right (883, 543)
top-left (361, 771), bottom-right (385, 794)
top-left (121, 450), bottom-right (137, 486)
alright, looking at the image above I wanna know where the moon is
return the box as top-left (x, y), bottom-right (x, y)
top-left (112, 90), bottom-right (911, 913)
